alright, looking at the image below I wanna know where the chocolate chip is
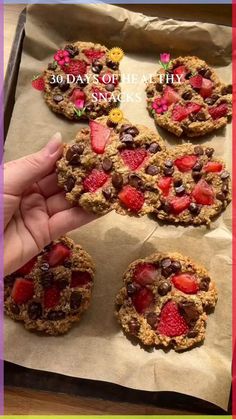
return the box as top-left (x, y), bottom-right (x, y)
top-left (106, 60), bottom-right (119, 70)
top-left (48, 310), bottom-right (66, 320)
top-left (102, 157), bottom-right (113, 172)
top-left (158, 281), bottom-right (171, 296)
top-left (149, 142), bottom-right (161, 153)
top-left (147, 89), bottom-right (155, 98)
top-left (221, 171), bottom-right (230, 180)
top-left (92, 60), bottom-right (103, 74)
top-left (165, 159), bottom-right (173, 168)
top-left (194, 146), bottom-right (204, 156)
top-left (53, 94), bottom-right (63, 103)
top-left (28, 302), bottom-right (42, 320)
top-left (146, 312), bottom-right (158, 328)
top-left (161, 258), bottom-right (172, 269)
top-left (222, 183), bottom-right (229, 194)
top-left (187, 330), bottom-right (198, 338)
top-left (174, 179), bottom-right (182, 187)
top-left (145, 165), bottom-right (159, 176)
top-left (40, 262), bottom-right (50, 272)
top-left (41, 271), bottom-right (54, 289)
top-left (189, 113), bottom-right (197, 122)
top-left (192, 162), bottom-right (203, 172)
top-left (171, 260), bottom-right (181, 273)
top-left (128, 318), bottom-right (140, 335)
top-left (164, 167), bottom-right (174, 176)
top-left (10, 303), bottom-right (20, 315)
top-left (127, 282), bottom-right (139, 296)
top-left (199, 68), bottom-right (212, 79)
top-left (161, 258), bottom-right (173, 277)
top-left (63, 260), bottom-right (72, 268)
top-left (216, 192), bottom-right (225, 201)
top-left (175, 185), bottom-right (185, 196)
top-left (221, 84), bottom-right (232, 95)
top-left (155, 83), bottom-right (163, 92)
top-left (196, 111), bottom-right (206, 121)
top-left (57, 279), bottom-right (68, 290)
top-left (65, 44), bottom-right (78, 57)
top-left (205, 147), bottom-right (214, 158)
top-left (189, 202), bottom-right (201, 215)
top-left (48, 62), bottom-right (57, 70)
top-left (64, 176), bottom-right (75, 193)
top-left (70, 292), bottom-right (82, 310)
top-left (128, 174), bottom-right (143, 189)
top-left (77, 76), bottom-right (88, 88)
top-left (66, 144), bottom-right (84, 162)
top-left (185, 72), bottom-right (192, 80)
top-left (120, 133), bottom-right (134, 146)
top-left (106, 119), bottom-right (118, 128)
top-left (105, 83), bottom-right (115, 92)
top-left (192, 171), bottom-right (202, 182)
top-left (120, 124), bottom-right (132, 133)
top-left (126, 126), bottom-right (139, 137)
top-left (49, 76), bottom-right (58, 88)
top-left (199, 277), bottom-right (210, 291)
top-left (112, 173), bottom-right (123, 189)
top-left (179, 301), bottom-right (199, 325)
top-left (161, 201), bottom-right (171, 213)
top-left (182, 91), bottom-right (193, 100)
top-left (58, 79), bottom-right (69, 92)
top-left (102, 187), bottom-right (112, 200)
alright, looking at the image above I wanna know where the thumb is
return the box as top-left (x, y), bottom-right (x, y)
top-left (4, 132), bottom-right (63, 196)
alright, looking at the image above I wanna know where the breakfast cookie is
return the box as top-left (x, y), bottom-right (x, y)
top-left (146, 56), bottom-right (232, 137)
top-left (56, 116), bottom-right (165, 216)
top-left (115, 252), bottom-right (217, 351)
top-left (152, 143), bottom-right (231, 225)
top-left (43, 41), bottom-right (121, 120)
top-left (4, 237), bottom-right (95, 335)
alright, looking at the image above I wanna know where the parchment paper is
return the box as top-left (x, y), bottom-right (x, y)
top-left (4, 3), bottom-right (232, 410)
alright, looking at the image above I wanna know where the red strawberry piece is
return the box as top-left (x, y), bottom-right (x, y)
top-left (204, 161), bottom-right (223, 173)
top-left (173, 65), bottom-right (188, 81)
top-left (44, 286), bottom-right (60, 309)
top-left (83, 169), bottom-right (108, 192)
top-left (175, 155), bottom-right (198, 172)
top-left (132, 288), bottom-right (154, 313)
top-left (118, 185), bottom-right (145, 212)
top-left (98, 72), bottom-right (118, 86)
top-left (189, 74), bottom-right (203, 89)
top-left (186, 102), bottom-right (202, 115)
top-left (83, 49), bottom-right (105, 61)
top-left (170, 195), bottom-right (191, 214)
top-left (120, 148), bottom-right (147, 170)
top-left (47, 243), bottom-right (71, 267)
top-left (133, 263), bottom-right (157, 286)
top-left (172, 105), bottom-right (188, 122)
top-left (16, 256), bottom-right (37, 276)
top-left (70, 89), bottom-right (86, 108)
top-left (158, 177), bottom-right (172, 196)
top-left (62, 60), bottom-right (87, 76)
top-left (32, 75), bottom-right (45, 91)
top-left (70, 271), bottom-right (91, 288)
top-left (157, 301), bottom-right (189, 337)
top-left (192, 179), bottom-right (214, 205)
top-left (163, 86), bottom-right (180, 105)
top-left (199, 78), bottom-right (213, 99)
top-left (11, 278), bottom-right (34, 304)
top-left (208, 103), bottom-right (228, 120)
top-left (90, 120), bottom-right (111, 154)
top-left (172, 273), bottom-right (199, 294)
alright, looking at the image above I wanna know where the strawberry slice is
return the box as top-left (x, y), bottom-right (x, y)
top-left (172, 105), bottom-right (188, 122)
top-left (163, 86), bottom-right (180, 105)
top-left (189, 74), bottom-right (203, 89)
top-left (47, 243), bottom-right (71, 267)
top-left (133, 263), bottom-right (157, 285)
top-left (208, 103), bottom-right (228, 120)
top-left (120, 148), bottom-right (147, 170)
top-left (83, 169), bottom-right (108, 192)
top-left (32, 75), bottom-right (45, 91)
top-left (90, 120), bottom-right (111, 154)
top-left (132, 288), bottom-right (154, 313)
top-left (157, 301), bottom-right (189, 337)
top-left (173, 65), bottom-right (188, 81)
top-left (199, 78), bottom-right (213, 99)
top-left (16, 256), bottom-right (37, 276)
top-left (170, 196), bottom-right (191, 214)
top-left (158, 177), bottom-right (172, 196)
top-left (175, 155), bottom-right (198, 172)
top-left (70, 271), bottom-right (91, 288)
top-left (172, 273), bottom-right (199, 294)
top-left (118, 185), bottom-right (145, 212)
top-left (186, 102), bottom-right (202, 115)
top-left (44, 286), bottom-right (60, 309)
top-left (192, 179), bottom-right (214, 205)
top-left (204, 161), bottom-right (223, 173)
top-left (11, 278), bottom-right (34, 304)
top-left (83, 49), bottom-right (105, 62)
top-left (70, 89), bottom-right (86, 108)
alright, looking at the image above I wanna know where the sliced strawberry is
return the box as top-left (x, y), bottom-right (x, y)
top-left (173, 65), bottom-right (188, 81)
top-left (189, 74), bottom-right (203, 89)
top-left (47, 243), bottom-right (71, 267)
top-left (157, 301), bottom-right (189, 337)
top-left (133, 263), bottom-right (157, 286)
top-left (90, 120), bottom-right (111, 154)
top-left (120, 148), bottom-right (147, 170)
top-left (62, 60), bottom-right (87, 76)
top-left (172, 273), bottom-right (199, 294)
top-left (199, 78), bottom-right (213, 99)
top-left (175, 155), bottom-right (198, 172)
top-left (163, 86), bottom-right (180, 105)
top-left (11, 278), bottom-right (34, 304)
top-left (192, 179), bottom-right (214, 205)
top-left (204, 161), bottom-right (223, 173)
top-left (209, 103), bottom-right (228, 120)
top-left (132, 288), bottom-right (154, 313)
top-left (118, 185), bottom-right (145, 213)
top-left (32, 75), bottom-right (45, 91)
top-left (70, 89), bottom-right (86, 108)
top-left (158, 177), bottom-right (172, 196)
top-left (16, 256), bottom-right (37, 276)
top-left (83, 169), bottom-right (108, 192)
top-left (186, 102), bottom-right (202, 115)
top-left (172, 105), bottom-right (188, 122)
top-left (44, 286), bottom-right (60, 309)
top-left (70, 271), bottom-right (91, 288)
top-left (83, 49), bottom-right (105, 62)
top-left (170, 196), bottom-right (191, 214)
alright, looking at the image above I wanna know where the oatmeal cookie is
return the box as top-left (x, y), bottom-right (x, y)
top-left (4, 237), bottom-right (95, 335)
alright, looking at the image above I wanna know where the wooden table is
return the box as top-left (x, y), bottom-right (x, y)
top-left (3, 4), bottom-right (231, 415)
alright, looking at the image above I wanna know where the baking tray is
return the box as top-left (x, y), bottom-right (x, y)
top-left (3, 7), bottom-right (231, 415)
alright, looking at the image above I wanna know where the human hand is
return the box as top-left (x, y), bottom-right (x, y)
top-left (4, 133), bottom-right (96, 276)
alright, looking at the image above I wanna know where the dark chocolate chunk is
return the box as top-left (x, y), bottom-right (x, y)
top-left (49, 76), bottom-right (58, 88)
top-left (120, 124), bottom-right (132, 133)
top-left (64, 177), bottom-right (76, 193)
top-left (145, 165), bottom-right (159, 176)
top-left (171, 260), bottom-right (181, 273)
top-left (58, 79), bottom-right (69, 92)
top-left (161, 201), bottom-right (171, 213)
top-left (216, 192), bottom-right (225, 201)
top-left (128, 318), bottom-right (140, 335)
top-left (128, 174), bottom-right (143, 189)
top-left (28, 302), bottom-right (42, 320)
top-left (102, 157), bottom-right (113, 172)
top-left (222, 183), bottom-right (229, 194)
top-left (106, 118), bottom-right (118, 128)
top-left (221, 84), bottom-right (232, 95)
top-left (120, 133), bottom-right (134, 146)
top-left (158, 281), bottom-right (171, 296)
top-left (48, 62), bottom-right (57, 70)
top-left (77, 76), bottom-right (88, 88)
top-left (112, 173), bottom-right (123, 189)
top-left (106, 60), bottom-right (119, 70)
top-left (126, 126), bottom-right (139, 137)
top-left (10, 303), bottom-right (20, 315)
top-left (173, 179), bottom-right (182, 187)
top-left (205, 147), bottom-right (214, 158)
top-left (187, 330), bottom-right (198, 338)
top-left (163, 166), bottom-right (174, 176)
top-left (192, 171), bottom-right (202, 182)
top-left (149, 142), bottom-right (161, 153)
top-left (40, 262), bottom-right (50, 272)
top-left (66, 144), bottom-right (84, 162)
top-left (105, 83), bottom-right (115, 92)
top-left (194, 146), bottom-right (204, 156)
top-left (41, 271), bottom-right (54, 289)
top-left (179, 301), bottom-right (199, 325)
top-left (198, 68), bottom-right (212, 79)
top-left (199, 276), bottom-right (210, 291)
top-left (205, 94), bottom-right (219, 105)
top-left (165, 159), bottom-right (174, 168)
top-left (127, 282), bottom-right (140, 296)
top-left (175, 185), bottom-right (185, 195)
top-left (146, 312), bottom-right (158, 328)
top-left (192, 162), bottom-right (203, 172)
top-left (221, 171), bottom-right (230, 180)
top-left (70, 292), bottom-right (82, 310)
top-left (155, 83), bottom-right (163, 92)
top-left (196, 111), bottom-right (206, 121)
top-left (182, 91), bottom-right (193, 100)
top-left (53, 94), bottom-right (64, 103)
top-left (92, 60), bottom-right (103, 74)
top-left (47, 310), bottom-right (66, 320)
top-left (102, 187), bottom-right (113, 200)
top-left (189, 202), bottom-right (201, 215)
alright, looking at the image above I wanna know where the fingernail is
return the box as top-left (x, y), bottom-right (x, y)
top-left (45, 132), bottom-right (62, 155)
